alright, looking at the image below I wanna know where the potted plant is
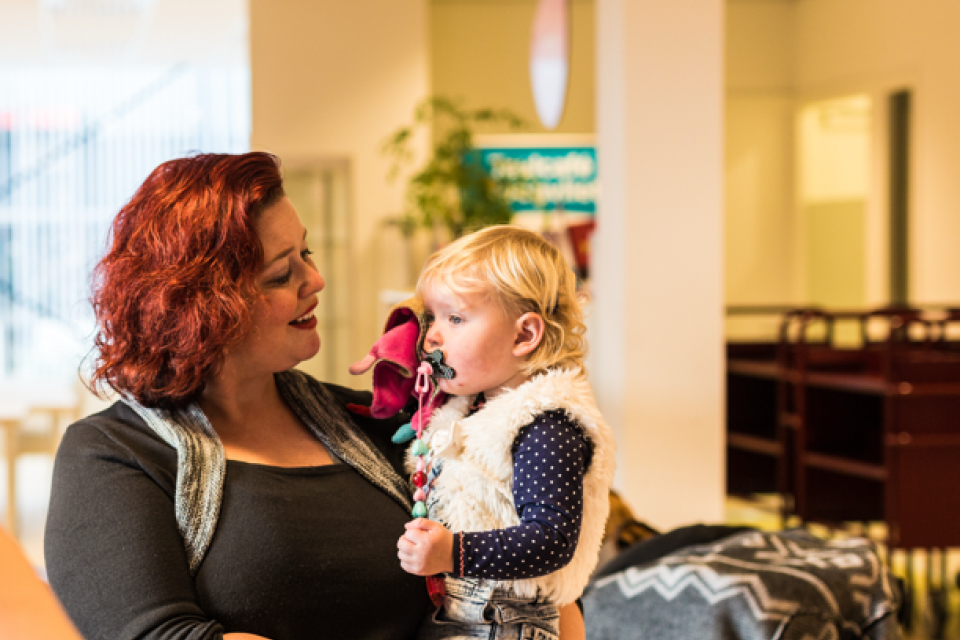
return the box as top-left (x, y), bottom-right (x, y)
top-left (382, 96), bottom-right (530, 241)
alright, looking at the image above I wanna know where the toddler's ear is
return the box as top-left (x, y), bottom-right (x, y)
top-left (513, 312), bottom-right (545, 357)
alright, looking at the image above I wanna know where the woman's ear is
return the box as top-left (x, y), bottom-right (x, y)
top-left (513, 312), bottom-right (545, 357)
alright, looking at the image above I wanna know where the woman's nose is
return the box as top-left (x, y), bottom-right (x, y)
top-left (303, 269), bottom-right (324, 297)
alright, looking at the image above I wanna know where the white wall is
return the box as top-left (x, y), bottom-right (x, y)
top-left (249, 0), bottom-right (431, 381)
top-left (725, 0), bottom-right (798, 307)
top-left (430, 0), bottom-right (595, 135)
top-left (594, 0), bottom-right (725, 530)
top-left (794, 0), bottom-right (960, 304)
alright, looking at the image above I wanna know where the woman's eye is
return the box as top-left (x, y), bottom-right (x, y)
top-left (269, 270), bottom-right (292, 286)
top-left (301, 248), bottom-right (314, 260)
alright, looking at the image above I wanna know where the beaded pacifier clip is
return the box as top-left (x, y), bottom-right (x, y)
top-left (409, 359), bottom-right (435, 519)
top-left (394, 349), bottom-right (456, 608)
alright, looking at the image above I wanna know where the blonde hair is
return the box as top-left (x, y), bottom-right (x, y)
top-left (416, 225), bottom-right (587, 376)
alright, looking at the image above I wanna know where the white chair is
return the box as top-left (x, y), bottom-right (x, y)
top-left (0, 384), bottom-right (79, 539)
top-left (1, 402), bottom-right (29, 537)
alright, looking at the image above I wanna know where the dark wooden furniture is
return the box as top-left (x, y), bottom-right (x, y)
top-left (726, 307), bottom-right (806, 500)
top-left (726, 340), bottom-right (780, 496)
top-left (728, 307), bottom-right (960, 549)
top-left (784, 309), bottom-right (960, 549)
top-left (728, 309), bottom-right (960, 636)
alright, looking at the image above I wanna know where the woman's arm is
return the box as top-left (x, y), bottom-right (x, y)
top-left (0, 526), bottom-right (83, 640)
top-left (45, 415), bottom-right (225, 640)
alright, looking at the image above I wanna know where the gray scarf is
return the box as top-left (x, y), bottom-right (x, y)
top-left (122, 369), bottom-right (412, 575)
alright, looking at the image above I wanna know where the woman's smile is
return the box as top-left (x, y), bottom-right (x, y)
top-left (290, 302), bottom-right (318, 329)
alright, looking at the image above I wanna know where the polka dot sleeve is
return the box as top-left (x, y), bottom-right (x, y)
top-left (453, 410), bottom-right (589, 580)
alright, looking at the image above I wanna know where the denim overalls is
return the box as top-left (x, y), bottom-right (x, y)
top-left (416, 574), bottom-right (560, 640)
top-left (419, 431), bottom-right (562, 639)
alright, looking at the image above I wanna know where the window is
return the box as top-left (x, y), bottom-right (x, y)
top-left (0, 65), bottom-right (250, 382)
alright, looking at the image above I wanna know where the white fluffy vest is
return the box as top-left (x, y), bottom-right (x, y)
top-left (410, 368), bottom-right (617, 606)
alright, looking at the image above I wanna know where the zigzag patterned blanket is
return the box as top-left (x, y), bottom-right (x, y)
top-left (583, 528), bottom-right (902, 640)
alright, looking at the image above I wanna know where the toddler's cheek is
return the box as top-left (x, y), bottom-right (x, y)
top-left (439, 377), bottom-right (469, 396)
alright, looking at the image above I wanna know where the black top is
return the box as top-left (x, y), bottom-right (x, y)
top-left (452, 410), bottom-right (590, 579)
top-left (44, 385), bottom-right (431, 640)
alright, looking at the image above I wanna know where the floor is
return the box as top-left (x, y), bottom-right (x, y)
top-left (3, 456), bottom-right (958, 639)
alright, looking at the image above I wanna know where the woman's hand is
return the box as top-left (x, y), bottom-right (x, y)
top-left (397, 518), bottom-right (454, 576)
top-left (559, 602), bottom-right (585, 640)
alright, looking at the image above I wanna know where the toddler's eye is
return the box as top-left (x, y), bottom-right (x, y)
top-left (450, 315), bottom-right (462, 325)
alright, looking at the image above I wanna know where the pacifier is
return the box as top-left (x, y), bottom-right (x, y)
top-left (423, 349), bottom-right (456, 380)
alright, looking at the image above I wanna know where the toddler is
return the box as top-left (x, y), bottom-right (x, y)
top-left (396, 225), bottom-right (616, 640)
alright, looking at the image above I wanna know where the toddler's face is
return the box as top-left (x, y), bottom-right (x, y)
top-left (421, 284), bottom-right (529, 400)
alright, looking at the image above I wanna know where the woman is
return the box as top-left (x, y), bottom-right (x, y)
top-left (44, 153), bottom-right (432, 640)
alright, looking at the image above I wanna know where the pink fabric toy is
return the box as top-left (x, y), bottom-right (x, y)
top-left (348, 300), bottom-right (447, 428)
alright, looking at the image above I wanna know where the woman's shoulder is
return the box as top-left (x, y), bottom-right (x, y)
top-left (277, 368), bottom-right (368, 405)
top-left (58, 401), bottom-right (178, 475)
top-left (281, 371), bottom-right (412, 477)
top-left (66, 400), bottom-right (155, 437)
top-left (281, 369), bottom-right (408, 426)
top-left (321, 380), bottom-right (376, 409)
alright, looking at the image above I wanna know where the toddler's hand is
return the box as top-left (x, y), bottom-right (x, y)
top-left (397, 518), bottom-right (454, 576)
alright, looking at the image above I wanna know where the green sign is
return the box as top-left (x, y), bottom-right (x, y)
top-left (477, 146), bottom-right (597, 215)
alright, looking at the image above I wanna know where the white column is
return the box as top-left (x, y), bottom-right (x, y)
top-left (593, 0), bottom-right (726, 529)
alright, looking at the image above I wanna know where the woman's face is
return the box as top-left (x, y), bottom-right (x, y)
top-left (229, 196), bottom-right (325, 375)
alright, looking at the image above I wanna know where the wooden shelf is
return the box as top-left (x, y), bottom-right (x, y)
top-left (726, 307), bottom-right (960, 548)
top-left (782, 370), bottom-right (886, 395)
top-left (727, 432), bottom-right (781, 456)
top-left (779, 412), bottom-right (801, 430)
top-left (803, 451), bottom-right (887, 482)
top-left (727, 359), bottom-right (780, 380)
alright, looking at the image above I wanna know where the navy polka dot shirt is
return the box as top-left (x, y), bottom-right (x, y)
top-left (451, 409), bottom-right (590, 580)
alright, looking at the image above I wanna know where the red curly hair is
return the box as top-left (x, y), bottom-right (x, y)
top-left (90, 152), bottom-right (284, 408)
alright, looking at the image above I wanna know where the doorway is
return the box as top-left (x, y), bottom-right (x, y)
top-left (797, 95), bottom-right (872, 311)
top-left (283, 161), bottom-right (355, 387)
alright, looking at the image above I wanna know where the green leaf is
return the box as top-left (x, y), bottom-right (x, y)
top-left (380, 95), bottom-right (533, 238)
